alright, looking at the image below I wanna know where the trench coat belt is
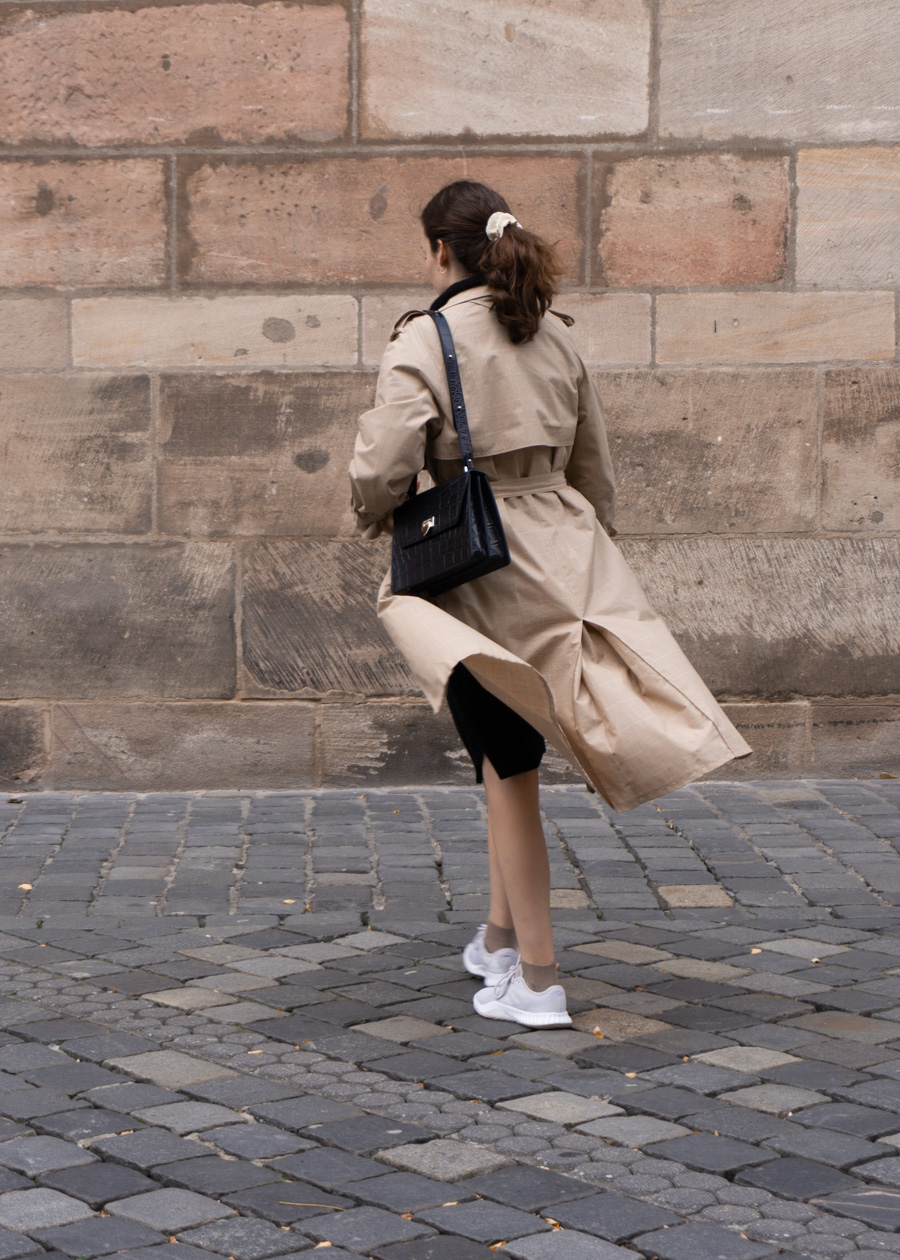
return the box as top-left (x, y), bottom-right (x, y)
top-left (489, 471), bottom-right (568, 499)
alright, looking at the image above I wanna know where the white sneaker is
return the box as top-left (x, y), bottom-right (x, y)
top-left (473, 962), bottom-right (572, 1028)
top-left (462, 924), bottom-right (519, 981)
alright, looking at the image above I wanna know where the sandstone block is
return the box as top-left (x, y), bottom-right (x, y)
top-left (73, 296), bottom-right (357, 368)
top-left (0, 543), bottom-right (235, 698)
top-left (823, 368), bottom-right (900, 531)
top-left (181, 155), bottom-right (583, 285)
top-left (241, 539), bottom-right (415, 697)
top-left (619, 537), bottom-right (900, 698)
top-left (157, 371), bottom-right (375, 536)
top-left (0, 160), bottom-right (166, 289)
top-left (361, 0), bottom-right (649, 139)
top-left (362, 290), bottom-right (434, 366)
top-left (797, 149), bottom-right (900, 289)
top-left (320, 702), bottom-right (469, 785)
top-left (597, 153), bottom-right (790, 287)
top-left (597, 368), bottom-right (817, 533)
top-left (0, 3), bottom-right (349, 146)
top-left (49, 702), bottom-right (316, 790)
top-left (659, 0), bottom-right (900, 142)
top-left (0, 374), bottom-right (151, 533)
top-left (810, 705), bottom-right (900, 777)
top-left (657, 292), bottom-right (895, 364)
top-left (555, 294), bottom-right (651, 364)
top-left (0, 300), bottom-right (67, 369)
top-left (0, 706), bottom-right (46, 788)
top-left (715, 703), bottom-right (810, 777)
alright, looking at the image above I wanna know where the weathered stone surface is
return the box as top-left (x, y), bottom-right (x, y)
top-left (659, 0), bottom-right (900, 142)
top-left (49, 702), bottom-right (316, 791)
top-left (0, 706), bottom-right (45, 788)
top-left (714, 703), bottom-right (810, 777)
top-left (657, 292), bottom-right (895, 364)
top-left (241, 539), bottom-right (414, 697)
top-left (182, 155), bottom-right (583, 285)
top-left (0, 3), bottom-right (349, 146)
top-left (597, 154), bottom-right (790, 286)
top-left (73, 296), bottom-right (358, 368)
top-left (797, 148), bottom-right (900, 288)
top-left (658, 885), bottom-right (732, 908)
top-left (0, 160), bottom-right (166, 289)
top-left (822, 368), bottom-right (900, 531)
top-left (556, 295), bottom-right (651, 365)
top-left (619, 536), bottom-right (900, 697)
top-left (0, 300), bottom-right (67, 370)
top-left (158, 372), bottom-right (375, 537)
top-left (320, 702), bottom-right (470, 786)
top-left (810, 705), bottom-right (900, 776)
top-left (0, 375), bottom-right (151, 534)
top-left (361, 0), bottom-right (650, 139)
top-left (597, 369), bottom-right (817, 533)
top-left (0, 543), bottom-right (235, 698)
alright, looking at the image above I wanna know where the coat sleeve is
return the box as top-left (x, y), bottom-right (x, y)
top-left (566, 360), bottom-right (617, 535)
top-left (348, 316), bottom-right (441, 540)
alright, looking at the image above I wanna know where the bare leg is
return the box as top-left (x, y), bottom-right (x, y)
top-left (482, 758), bottom-right (554, 967)
top-left (487, 814), bottom-right (514, 932)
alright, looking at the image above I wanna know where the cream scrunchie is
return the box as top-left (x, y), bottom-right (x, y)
top-left (486, 211), bottom-right (521, 241)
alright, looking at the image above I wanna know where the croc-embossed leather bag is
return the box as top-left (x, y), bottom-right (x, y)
top-left (390, 310), bottom-right (510, 598)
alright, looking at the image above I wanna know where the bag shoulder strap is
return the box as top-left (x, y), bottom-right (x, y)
top-left (425, 309), bottom-right (475, 473)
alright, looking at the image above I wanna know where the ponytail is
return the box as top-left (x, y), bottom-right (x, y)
top-left (421, 181), bottom-right (564, 345)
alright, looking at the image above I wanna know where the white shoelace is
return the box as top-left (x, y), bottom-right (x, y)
top-left (493, 961), bottom-right (522, 998)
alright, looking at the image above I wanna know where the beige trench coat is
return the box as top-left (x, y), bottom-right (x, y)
top-left (349, 284), bottom-right (751, 811)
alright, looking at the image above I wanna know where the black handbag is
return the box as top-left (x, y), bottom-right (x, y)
top-left (390, 309), bottom-right (510, 598)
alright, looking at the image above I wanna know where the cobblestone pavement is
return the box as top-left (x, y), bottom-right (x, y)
top-left (3, 781), bottom-right (900, 1258)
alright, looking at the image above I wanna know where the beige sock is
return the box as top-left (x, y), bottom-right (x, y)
top-left (521, 961), bottom-right (559, 992)
top-left (485, 920), bottom-right (517, 953)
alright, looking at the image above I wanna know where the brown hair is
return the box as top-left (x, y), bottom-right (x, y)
top-left (421, 180), bottom-right (564, 345)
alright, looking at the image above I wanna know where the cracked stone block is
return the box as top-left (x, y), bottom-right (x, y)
top-left (109, 1187), bottom-right (235, 1230)
top-left (377, 1140), bottom-right (513, 1181)
top-left (0, 1187), bottom-right (94, 1231)
top-left (105, 1052), bottom-right (235, 1089)
top-left (546, 1191), bottom-right (680, 1241)
top-left (811, 1186), bottom-right (900, 1230)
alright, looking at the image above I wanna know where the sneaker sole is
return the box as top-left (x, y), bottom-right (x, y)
top-left (473, 993), bottom-right (573, 1028)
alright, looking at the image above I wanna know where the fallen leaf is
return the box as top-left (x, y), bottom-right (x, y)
top-left (751, 948), bottom-right (762, 954)
top-left (17, 884), bottom-right (31, 891)
top-left (625, 1072), bottom-right (637, 1078)
top-left (248, 1049), bottom-right (262, 1054)
top-left (283, 899), bottom-right (296, 904)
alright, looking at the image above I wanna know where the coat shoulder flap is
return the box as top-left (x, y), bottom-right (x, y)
top-left (389, 309), bottom-right (432, 342)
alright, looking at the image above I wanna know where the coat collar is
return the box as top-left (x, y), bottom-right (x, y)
top-left (431, 276), bottom-right (492, 312)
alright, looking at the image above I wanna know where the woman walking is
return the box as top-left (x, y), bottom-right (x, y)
top-left (349, 181), bottom-right (751, 1029)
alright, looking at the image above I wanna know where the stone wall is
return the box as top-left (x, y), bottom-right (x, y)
top-left (1, 0), bottom-right (898, 790)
